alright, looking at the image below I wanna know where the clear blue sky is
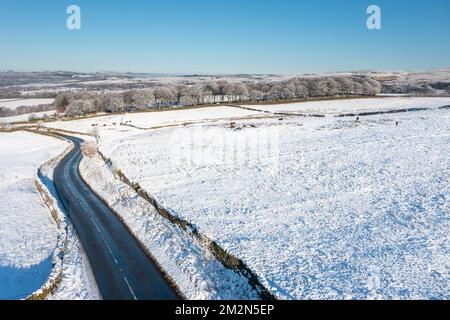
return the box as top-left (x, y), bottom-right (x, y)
top-left (0, 0), bottom-right (449, 74)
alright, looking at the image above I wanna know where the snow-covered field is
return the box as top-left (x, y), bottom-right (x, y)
top-left (0, 131), bottom-right (68, 299)
top-left (0, 98), bottom-right (54, 110)
top-left (250, 97), bottom-right (450, 115)
top-left (0, 110), bottom-right (56, 124)
top-left (42, 98), bottom-right (450, 136)
top-left (44, 106), bottom-right (265, 134)
top-left (79, 153), bottom-right (259, 299)
top-left (121, 106), bottom-right (266, 129)
top-left (96, 106), bottom-right (450, 299)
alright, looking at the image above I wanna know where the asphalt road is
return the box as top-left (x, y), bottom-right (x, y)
top-left (53, 135), bottom-right (180, 300)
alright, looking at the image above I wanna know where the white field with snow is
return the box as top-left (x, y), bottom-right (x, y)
top-left (0, 131), bottom-right (68, 299)
top-left (0, 98), bottom-right (54, 110)
top-left (79, 153), bottom-right (259, 299)
top-left (42, 98), bottom-right (450, 135)
top-left (97, 106), bottom-right (450, 299)
top-left (250, 97), bottom-right (450, 115)
top-left (120, 106), bottom-right (265, 128)
top-left (0, 110), bottom-right (56, 124)
top-left (44, 106), bottom-right (265, 134)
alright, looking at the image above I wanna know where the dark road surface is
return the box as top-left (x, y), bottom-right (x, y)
top-left (53, 135), bottom-right (180, 300)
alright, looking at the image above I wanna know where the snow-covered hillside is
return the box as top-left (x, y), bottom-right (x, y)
top-left (97, 105), bottom-right (450, 299)
top-left (0, 131), bottom-right (68, 299)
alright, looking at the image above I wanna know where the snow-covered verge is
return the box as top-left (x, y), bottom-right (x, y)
top-left (46, 221), bottom-right (100, 300)
top-left (79, 152), bottom-right (260, 300)
top-left (0, 132), bottom-right (66, 299)
top-left (248, 97), bottom-right (450, 116)
top-left (28, 162), bottom-right (68, 299)
top-left (97, 108), bottom-right (450, 300)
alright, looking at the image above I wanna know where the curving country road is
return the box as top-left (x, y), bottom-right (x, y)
top-left (53, 135), bottom-right (180, 300)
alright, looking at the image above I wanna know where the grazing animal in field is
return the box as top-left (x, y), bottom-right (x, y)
top-left (396, 121), bottom-right (399, 126)
top-left (356, 117), bottom-right (360, 121)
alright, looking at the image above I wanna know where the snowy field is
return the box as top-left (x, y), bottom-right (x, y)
top-left (79, 153), bottom-right (258, 299)
top-left (0, 131), bottom-right (68, 299)
top-left (97, 107), bottom-right (450, 299)
top-left (0, 98), bottom-right (54, 110)
top-left (121, 106), bottom-right (265, 129)
top-left (0, 110), bottom-right (56, 124)
top-left (42, 98), bottom-right (450, 136)
top-left (44, 106), bottom-right (265, 134)
top-left (250, 97), bottom-right (450, 115)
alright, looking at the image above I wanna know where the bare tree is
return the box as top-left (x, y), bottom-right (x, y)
top-left (249, 89), bottom-right (264, 101)
top-left (324, 78), bottom-right (339, 96)
top-left (203, 82), bottom-right (220, 103)
top-left (307, 78), bottom-right (329, 97)
top-left (65, 99), bottom-right (96, 116)
top-left (292, 79), bottom-right (308, 98)
top-left (55, 94), bottom-right (70, 113)
top-left (123, 89), bottom-right (155, 110)
top-left (233, 84), bottom-right (249, 102)
top-left (0, 107), bottom-right (13, 117)
top-left (154, 86), bottom-right (177, 108)
top-left (334, 77), bottom-right (354, 95)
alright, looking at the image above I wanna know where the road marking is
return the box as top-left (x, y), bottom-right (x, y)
top-left (60, 142), bottom-right (166, 300)
top-left (123, 276), bottom-right (138, 300)
top-left (63, 148), bottom-right (120, 266)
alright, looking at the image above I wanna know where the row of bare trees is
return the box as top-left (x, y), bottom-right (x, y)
top-left (55, 75), bottom-right (382, 116)
top-left (381, 82), bottom-right (450, 96)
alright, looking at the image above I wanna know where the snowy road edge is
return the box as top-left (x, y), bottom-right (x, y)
top-left (26, 133), bottom-right (74, 300)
